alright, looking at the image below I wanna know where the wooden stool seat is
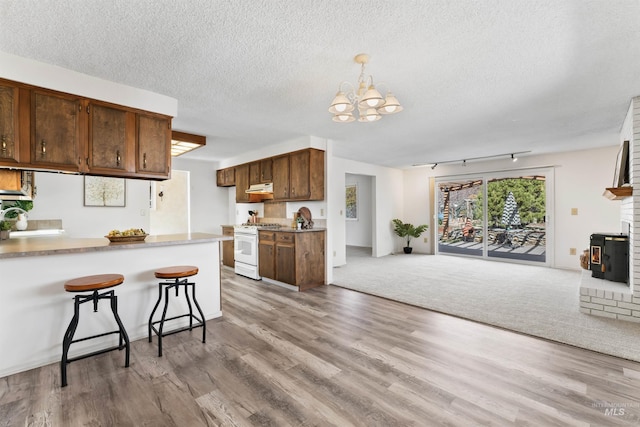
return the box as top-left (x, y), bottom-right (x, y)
top-left (64, 274), bottom-right (124, 292)
top-left (149, 265), bottom-right (205, 356)
top-left (154, 266), bottom-right (198, 279)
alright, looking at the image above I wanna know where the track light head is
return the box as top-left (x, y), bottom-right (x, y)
top-left (462, 160), bottom-right (467, 167)
top-left (511, 153), bottom-right (517, 162)
top-left (431, 163), bottom-right (437, 170)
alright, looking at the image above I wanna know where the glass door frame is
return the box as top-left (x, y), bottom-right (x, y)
top-left (434, 166), bottom-right (554, 267)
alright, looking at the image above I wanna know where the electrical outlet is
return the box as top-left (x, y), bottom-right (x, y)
top-left (333, 251), bottom-right (336, 256)
top-left (570, 248), bottom-right (576, 255)
top-left (423, 237), bottom-right (428, 243)
top-left (321, 208), bottom-right (324, 216)
top-left (571, 208), bottom-right (578, 215)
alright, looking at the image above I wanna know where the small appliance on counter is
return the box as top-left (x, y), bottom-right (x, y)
top-left (589, 233), bottom-right (629, 284)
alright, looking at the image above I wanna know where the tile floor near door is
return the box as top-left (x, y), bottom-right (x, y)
top-left (1, 269), bottom-right (640, 425)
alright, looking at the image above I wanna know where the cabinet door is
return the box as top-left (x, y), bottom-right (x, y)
top-left (31, 90), bottom-right (83, 171)
top-left (259, 241), bottom-right (276, 279)
top-left (272, 155), bottom-right (289, 200)
top-left (276, 242), bottom-right (296, 285)
top-left (224, 167), bottom-right (235, 186)
top-left (137, 113), bottom-right (170, 178)
top-left (260, 158), bottom-right (273, 182)
top-left (222, 226), bottom-right (235, 267)
top-left (235, 163), bottom-right (250, 202)
top-left (0, 82), bottom-right (20, 164)
top-left (249, 161), bottom-right (261, 185)
top-left (216, 169), bottom-right (225, 186)
top-left (289, 150), bottom-right (311, 199)
top-left (88, 102), bottom-right (135, 174)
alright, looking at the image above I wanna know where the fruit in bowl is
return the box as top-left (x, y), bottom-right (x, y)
top-left (106, 228), bottom-right (147, 242)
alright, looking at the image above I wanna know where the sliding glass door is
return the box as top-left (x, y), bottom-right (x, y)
top-left (436, 168), bottom-right (551, 266)
top-left (486, 175), bottom-right (546, 263)
top-left (437, 178), bottom-right (484, 257)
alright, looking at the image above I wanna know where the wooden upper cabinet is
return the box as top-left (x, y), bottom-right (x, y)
top-left (249, 159), bottom-right (273, 185)
top-left (137, 113), bottom-right (170, 178)
top-left (31, 90), bottom-right (84, 171)
top-left (0, 81), bottom-right (20, 165)
top-left (289, 149), bottom-right (311, 199)
top-left (272, 154), bottom-right (290, 200)
top-left (260, 158), bottom-right (273, 182)
top-left (217, 167), bottom-right (235, 186)
top-left (273, 148), bottom-right (324, 201)
top-left (249, 161), bottom-right (261, 185)
top-left (0, 78), bottom-right (173, 180)
top-left (88, 102), bottom-right (135, 174)
top-left (235, 163), bottom-right (250, 202)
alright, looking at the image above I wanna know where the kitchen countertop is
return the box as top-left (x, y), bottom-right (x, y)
top-left (270, 227), bottom-right (326, 233)
top-left (0, 232), bottom-right (232, 259)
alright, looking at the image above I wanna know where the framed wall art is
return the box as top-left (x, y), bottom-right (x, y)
top-left (345, 184), bottom-right (357, 220)
top-left (84, 176), bottom-right (126, 207)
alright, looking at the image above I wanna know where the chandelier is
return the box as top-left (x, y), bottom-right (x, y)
top-left (328, 53), bottom-right (403, 123)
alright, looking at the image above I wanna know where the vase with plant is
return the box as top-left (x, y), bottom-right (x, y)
top-left (392, 219), bottom-right (428, 254)
top-left (2, 200), bottom-right (33, 231)
top-left (0, 220), bottom-right (12, 240)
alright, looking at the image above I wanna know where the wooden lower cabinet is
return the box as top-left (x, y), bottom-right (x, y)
top-left (259, 230), bottom-right (325, 291)
top-left (221, 226), bottom-right (235, 268)
top-left (258, 231), bottom-right (276, 279)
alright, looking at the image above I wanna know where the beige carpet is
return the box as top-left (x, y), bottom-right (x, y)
top-left (331, 246), bottom-right (640, 362)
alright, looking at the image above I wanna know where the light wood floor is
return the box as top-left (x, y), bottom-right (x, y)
top-left (2, 269), bottom-right (640, 426)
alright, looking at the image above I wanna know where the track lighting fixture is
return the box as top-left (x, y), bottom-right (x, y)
top-left (412, 151), bottom-right (530, 168)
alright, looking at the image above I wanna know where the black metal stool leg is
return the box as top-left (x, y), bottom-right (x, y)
top-left (191, 284), bottom-right (206, 343)
top-left (110, 294), bottom-right (130, 367)
top-left (157, 285), bottom-right (172, 357)
top-left (148, 283), bottom-right (163, 342)
top-left (184, 281), bottom-right (194, 330)
top-left (61, 295), bottom-right (81, 388)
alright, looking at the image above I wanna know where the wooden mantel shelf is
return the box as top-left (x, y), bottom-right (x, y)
top-left (603, 187), bottom-right (633, 200)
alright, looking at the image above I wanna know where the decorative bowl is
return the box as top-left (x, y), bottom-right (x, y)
top-left (105, 234), bottom-right (148, 243)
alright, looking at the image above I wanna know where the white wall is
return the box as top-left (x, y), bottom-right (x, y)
top-left (345, 173), bottom-right (373, 247)
top-left (28, 172), bottom-right (151, 238)
top-left (403, 145), bottom-right (622, 270)
top-left (172, 157), bottom-right (229, 234)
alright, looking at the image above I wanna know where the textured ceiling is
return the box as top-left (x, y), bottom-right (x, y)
top-left (1, 1), bottom-right (639, 168)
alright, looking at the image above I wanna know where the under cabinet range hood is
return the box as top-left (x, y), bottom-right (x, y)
top-left (245, 183), bottom-right (273, 194)
top-left (0, 170), bottom-right (35, 200)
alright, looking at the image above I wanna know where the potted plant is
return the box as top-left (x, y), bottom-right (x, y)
top-left (392, 219), bottom-right (428, 254)
top-left (2, 200), bottom-right (33, 231)
top-left (0, 221), bottom-right (12, 240)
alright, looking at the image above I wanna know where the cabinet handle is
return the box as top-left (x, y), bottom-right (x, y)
top-left (116, 150), bottom-right (121, 166)
top-left (291, 187), bottom-right (295, 196)
top-left (41, 140), bottom-right (46, 157)
top-left (1, 135), bottom-right (6, 153)
top-left (143, 153), bottom-right (147, 169)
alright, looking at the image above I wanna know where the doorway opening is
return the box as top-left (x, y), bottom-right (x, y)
top-left (345, 173), bottom-right (375, 260)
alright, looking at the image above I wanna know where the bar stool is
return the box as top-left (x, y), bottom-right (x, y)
top-left (148, 266), bottom-right (205, 356)
top-left (60, 273), bottom-right (130, 387)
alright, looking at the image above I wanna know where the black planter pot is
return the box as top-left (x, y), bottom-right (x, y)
top-left (403, 247), bottom-right (413, 254)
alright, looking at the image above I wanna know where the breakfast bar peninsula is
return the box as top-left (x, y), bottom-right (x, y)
top-left (0, 232), bottom-right (231, 378)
